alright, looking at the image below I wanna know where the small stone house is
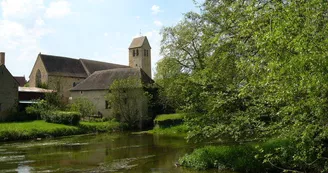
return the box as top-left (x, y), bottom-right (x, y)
top-left (70, 68), bottom-right (153, 119)
top-left (0, 53), bottom-right (19, 119)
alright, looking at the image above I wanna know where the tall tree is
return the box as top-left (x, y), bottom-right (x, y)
top-left (158, 0), bottom-right (328, 171)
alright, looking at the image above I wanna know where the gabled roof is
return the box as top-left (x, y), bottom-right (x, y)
top-left (40, 54), bottom-right (88, 78)
top-left (38, 53), bottom-right (130, 78)
top-left (70, 68), bottom-right (152, 91)
top-left (0, 64), bottom-right (20, 86)
top-left (80, 59), bottom-right (129, 76)
top-left (14, 76), bottom-right (27, 87)
top-left (129, 36), bottom-right (151, 49)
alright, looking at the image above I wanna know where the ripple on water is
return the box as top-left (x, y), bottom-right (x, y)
top-left (0, 155), bottom-right (25, 162)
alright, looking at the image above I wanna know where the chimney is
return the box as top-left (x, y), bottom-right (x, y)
top-left (0, 52), bottom-right (5, 65)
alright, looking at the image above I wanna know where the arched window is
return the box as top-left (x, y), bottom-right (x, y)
top-left (36, 69), bottom-right (41, 87)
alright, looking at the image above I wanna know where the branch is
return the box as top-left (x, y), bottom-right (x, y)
top-left (267, 159), bottom-right (304, 173)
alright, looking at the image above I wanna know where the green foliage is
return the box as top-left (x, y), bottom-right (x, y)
top-left (37, 82), bottom-right (48, 89)
top-left (107, 77), bottom-right (153, 129)
top-left (0, 120), bottom-right (121, 142)
top-left (154, 113), bottom-right (185, 128)
top-left (154, 113), bottom-right (185, 122)
top-left (69, 98), bottom-right (96, 118)
top-left (159, 0), bottom-right (328, 171)
top-left (41, 111), bottom-right (81, 125)
top-left (26, 100), bottom-right (57, 119)
top-left (0, 120), bottom-right (81, 142)
top-left (149, 124), bottom-right (189, 137)
top-left (45, 92), bottom-right (64, 109)
top-left (179, 145), bottom-right (262, 171)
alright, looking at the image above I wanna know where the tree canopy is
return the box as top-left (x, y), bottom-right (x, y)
top-left (156, 0), bottom-right (328, 171)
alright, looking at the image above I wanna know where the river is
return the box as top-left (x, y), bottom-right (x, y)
top-left (0, 133), bottom-right (235, 173)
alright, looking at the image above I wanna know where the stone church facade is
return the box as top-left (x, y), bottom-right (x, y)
top-left (28, 36), bottom-right (152, 119)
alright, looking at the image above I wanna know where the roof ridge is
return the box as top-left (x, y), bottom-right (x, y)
top-left (40, 53), bottom-right (80, 60)
top-left (80, 58), bottom-right (128, 66)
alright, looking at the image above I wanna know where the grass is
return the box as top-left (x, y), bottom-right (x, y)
top-left (141, 113), bottom-right (189, 137)
top-left (148, 124), bottom-right (189, 137)
top-left (0, 120), bottom-right (120, 142)
top-left (154, 113), bottom-right (185, 122)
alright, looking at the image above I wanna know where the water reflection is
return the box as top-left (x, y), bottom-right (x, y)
top-left (0, 133), bottom-right (233, 173)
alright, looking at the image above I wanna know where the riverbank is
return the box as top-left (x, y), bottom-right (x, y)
top-left (0, 120), bottom-right (120, 142)
top-left (145, 113), bottom-right (188, 137)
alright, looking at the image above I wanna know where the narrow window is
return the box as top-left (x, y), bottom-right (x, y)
top-left (133, 50), bottom-right (135, 57)
top-left (136, 49), bottom-right (139, 56)
top-left (73, 82), bottom-right (76, 87)
top-left (144, 49), bottom-right (146, 56)
top-left (36, 69), bottom-right (41, 87)
top-left (80, 91), bottom-right (83, 94)
top-left (136, 64), bottom-right (138, 67)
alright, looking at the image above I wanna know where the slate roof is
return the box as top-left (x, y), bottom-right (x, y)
top-left (40, 54), bottom-right (88, 78)
top-left (80, 59), bottom-right (129, 76)
top-left (70, 68), bottom-right (153, 91)
top-left (129, 36), bottom-right (151, 49)
top-left (39, 54), bottom-right (130, 78)
top-left (14, 76), bottom-right (27, 87)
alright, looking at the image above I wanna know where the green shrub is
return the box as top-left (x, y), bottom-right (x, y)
top-left (179, 144), bottom-right (266, 172)
top-left (69, 98), bottom-right (96, 118)
top-left (42, 111), bottom-right (81, 125)
top-left (179, 139), bottom-right (297, 172)
top-left (154, 113), bottom-right (185, 128)
top-left (150, 124), bottom-right (189, 137)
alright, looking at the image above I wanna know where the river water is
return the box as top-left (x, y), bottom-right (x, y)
top-left (0, 133), bottom-right (234, 173)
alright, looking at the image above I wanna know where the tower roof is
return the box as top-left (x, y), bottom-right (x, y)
top-left (129, 36), bottom-right (151, 49)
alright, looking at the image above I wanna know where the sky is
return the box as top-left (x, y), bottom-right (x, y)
top-left (0, 0), bottom-right (199, 79)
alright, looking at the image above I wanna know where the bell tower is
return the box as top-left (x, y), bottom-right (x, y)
top-left (128, 36), bottom-right (152, 78)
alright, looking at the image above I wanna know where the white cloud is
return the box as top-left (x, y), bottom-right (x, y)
top-left (35, 18), bottom-right (45, 26)
top-left (45, 0), bottom-right (71, 19)
top-left (104, 32), bottom-right (108, 37)
top-left (1, 0), bottom-right (45, 19)
top-left (154, 20), bottom-right (163, 27)
top-left (151, 5), bottom-right (161, 15)
top-left (136, 16), bottom-right (140, 20)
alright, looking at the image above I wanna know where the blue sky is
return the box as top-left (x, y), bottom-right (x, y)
top-left (0, 0), bottom-right (199, 79)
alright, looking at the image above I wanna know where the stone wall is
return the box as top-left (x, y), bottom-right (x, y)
top-left (70, 90), bottom-right (111, 118)
top-left (0, 66), bottom-right (18, 119)
top-left (29, 56), bottom-right (48, 87)
top-left (129, 45), bottom-right (152, 78)
top-left (48, 76), bottom-right (85, 103)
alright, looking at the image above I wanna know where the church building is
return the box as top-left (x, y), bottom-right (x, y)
top-left (28, 36), bottom-right (152, 118)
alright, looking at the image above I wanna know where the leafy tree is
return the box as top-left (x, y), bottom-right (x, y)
top-left (158, 0), bottom-right (328, 171)
top-left (107, 77), bottom-right (152, 129)
top-left (69, 98), bottom-right (96, 118)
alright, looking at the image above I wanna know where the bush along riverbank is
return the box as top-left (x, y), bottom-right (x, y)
top-left (0, 120), bottom-right (120, 142)
top-left (147, 113), bottom-right (189, 137)
top-left (179, 138), bottom-right (327, 172)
